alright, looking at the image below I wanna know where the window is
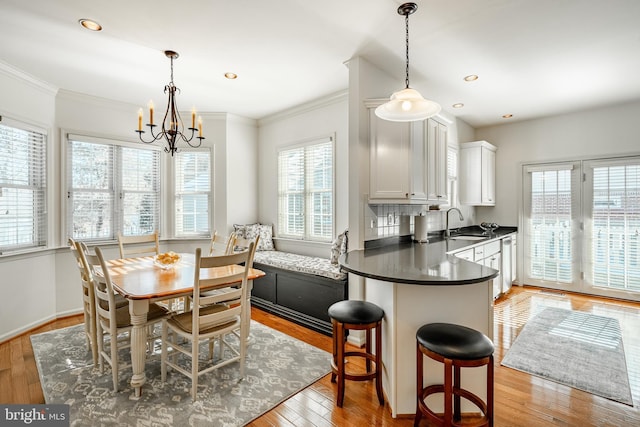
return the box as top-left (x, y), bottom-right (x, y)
top-left (67, 135), bottom-right (160, 241)
top-left (278, 137), bottom-right (333, 241)
top-left (175, 150), bottom-right (211, 237)
top-left (447, 145), bottom-right (458, 207)
top-left (525, 165), bottom-right (576, 284)
top-left (522, 157), bottom-right (640, 301)
top-left (587, 159), bottom-right (640, 292)
top-left (0, 118), bottom-right (47, 253)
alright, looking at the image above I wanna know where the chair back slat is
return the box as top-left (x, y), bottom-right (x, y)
top-left (209, 230), bottom-right (237, 256)
top-left (117, 232), bottom-right (159, 258)
top-left (191, 242), bottom-right (254, 334)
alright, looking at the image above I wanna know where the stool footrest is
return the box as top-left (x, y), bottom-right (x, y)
top-left (418, 384), bottom-right (489, 427)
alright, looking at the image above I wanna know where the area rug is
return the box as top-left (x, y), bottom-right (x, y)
top-left (501, 307), bottom-right (633, 406)
top-left (31, 321), bottom-right (332, 426)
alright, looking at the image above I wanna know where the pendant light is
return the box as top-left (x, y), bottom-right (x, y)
top-left (375, 2), bottom-right (441, 122)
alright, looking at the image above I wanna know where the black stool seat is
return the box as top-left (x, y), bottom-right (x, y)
top-left (328, 300), bottom-right (384, 325)
top-left (415, 322), bottom-right (494, 427)
top-left (416, 323), bottom-right (494, 360)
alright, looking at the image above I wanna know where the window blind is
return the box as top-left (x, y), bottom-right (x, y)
top-left (0, 120), bottom-right (47, 252)
top-left (175, 150), bottom-right (211, 237)
top-left (278, 137), bottom-right (333, 241)
top-left (528, 168), bottom-right (573, 283)
top-left (447, 146), bottom-right (458, 206)
top-left (591, 162), bottom-right (640, 291)
top-left (67, 136), bottom-right (160, 241)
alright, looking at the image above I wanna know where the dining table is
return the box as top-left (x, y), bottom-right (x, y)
top-left (105, 252), bottom-right (265, 397)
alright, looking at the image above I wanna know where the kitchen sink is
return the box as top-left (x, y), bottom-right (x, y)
top-left (449, 235), bottom-right (487, 241)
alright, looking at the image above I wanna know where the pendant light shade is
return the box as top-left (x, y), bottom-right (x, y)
top-left (375, 3), bottom-right (441, 122)
top-left (375, 88), bottom-right (441, 122)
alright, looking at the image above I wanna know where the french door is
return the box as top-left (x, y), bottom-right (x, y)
top-left (523, 157), bottom-right (640, 301)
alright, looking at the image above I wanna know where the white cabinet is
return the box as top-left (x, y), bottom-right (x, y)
top-left (425, 119), bottom-right (448, 203)
top-left (459, 141), bottom-right (496, 206)
top-left (368, 109), bottom-right (412, 200)
top-left (475, 240), bottom-right (502, 299)
top-left (452, 237), bottom-right (516, 300)
top-left (367, 100), bottom-right (448, 204)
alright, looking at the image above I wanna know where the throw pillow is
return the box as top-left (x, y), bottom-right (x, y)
top-left (257, 224), bottom-right (275, 251)
top-left (330, 230), bottom-right (347, 264)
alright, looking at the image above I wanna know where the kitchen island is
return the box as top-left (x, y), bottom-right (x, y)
top-left (339, 240), bottom-right (499, 417)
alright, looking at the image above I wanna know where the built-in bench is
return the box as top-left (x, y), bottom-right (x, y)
top-left (251, 251), bottom-right (348, 336)
top-left (235, 223), bottom-right (349, 336)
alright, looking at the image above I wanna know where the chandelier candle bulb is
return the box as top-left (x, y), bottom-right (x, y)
top-left (148, 100), bottom-right (154, 125)
top-left (191, 107), bottom-right (196, 128)
top-left (137, 108), bottom-right (143, 131)
top-left (198, 116), bottom-right (203, 137)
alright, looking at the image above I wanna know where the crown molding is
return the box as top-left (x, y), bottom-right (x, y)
top-left (258, 90), bottom-right (348, 126)
top-left (0, 60), bottom-right (57, 95)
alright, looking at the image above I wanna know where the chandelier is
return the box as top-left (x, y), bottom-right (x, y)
top-left (136, 50), bottom-right (204, 155)
top-left (375, 3), bottom-right (441, 122)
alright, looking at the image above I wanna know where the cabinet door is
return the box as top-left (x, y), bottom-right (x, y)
top-left (425, 119), bottom-right (448, 203)
top-left (453, 248), bottom-right (474, 261)
top-left (484, 252), bottom-right (502, 299)
top-left (369, 110), bottom-right (411, 200)
top-left (409, 120), bottom-right (427, 200)
top-left (482, 147), bottom-right (496, 204)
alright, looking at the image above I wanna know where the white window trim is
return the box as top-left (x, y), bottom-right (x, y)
top-left (171, 147), bottom-right (212, 238)
top-left (0, 115), bottom-right (48, 254)
top-left (64, 132), bottom-right (162, 243)
top-left (277, 134), bottom-right (335, 242)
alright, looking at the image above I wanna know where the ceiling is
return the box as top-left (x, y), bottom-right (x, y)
top-left (2, 0), bottom-right (640, 128)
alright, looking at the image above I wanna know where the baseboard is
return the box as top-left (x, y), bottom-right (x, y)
top-left (0, 309), bottom-right (83, 344)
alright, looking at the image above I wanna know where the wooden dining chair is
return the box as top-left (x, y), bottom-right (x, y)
top-left (208, 230), bottom-right (237, 256)
top-left (117, 231), bottom-right (160, 259)
top-left (161, 243), bottom-right (255, 401)
top-left (68, 238), bottom-right (98, 367)
top-left (80, 245), bottom-right (170, 392)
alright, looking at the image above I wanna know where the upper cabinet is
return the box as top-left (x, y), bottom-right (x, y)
top-left (367, 101), bottom-right (448, 204)
top-left (459, 140), bottom-right (496, 206)
top-left (425, 118), bottom-right (448, 203)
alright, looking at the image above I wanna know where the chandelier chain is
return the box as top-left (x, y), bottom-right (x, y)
top-left (405, 11), bottom-right (410, 89)
top-left (170, 55), bottom-right (174, 85)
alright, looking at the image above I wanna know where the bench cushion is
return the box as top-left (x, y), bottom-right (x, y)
top-left (253, 251), bottom-right (347, 281)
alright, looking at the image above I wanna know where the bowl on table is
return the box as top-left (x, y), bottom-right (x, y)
top-left (154, 252), bottom-right (181, 269)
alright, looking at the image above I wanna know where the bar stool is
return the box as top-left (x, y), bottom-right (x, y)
top-left (415, 323), bottom-right (494, 427)
top-left (328, 300), bottom-right (384, 407)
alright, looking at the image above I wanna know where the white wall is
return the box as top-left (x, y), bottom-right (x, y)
top-left (257, 91), bottom-right (349, 258)
top-left (225, 114), bottom-right (258, 232)
top-left (0, 64), bottom-right (58, 342)
top-left (0, 67), bottom-right (259, 342)
top-left (474, 99), bottom-right (640, 226)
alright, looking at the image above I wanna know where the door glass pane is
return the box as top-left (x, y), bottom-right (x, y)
top-left (529, 169), bottom-right (573, 283)
top-left (592, 164), bottom-right (640, 292)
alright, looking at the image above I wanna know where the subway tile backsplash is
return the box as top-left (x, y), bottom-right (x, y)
top-left (364, 204), bottom-right (445, 241)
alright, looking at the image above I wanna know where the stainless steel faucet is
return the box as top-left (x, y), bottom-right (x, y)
top-left (445, 207), bottom-right (464, 238)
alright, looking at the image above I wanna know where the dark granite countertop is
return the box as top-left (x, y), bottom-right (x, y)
top-left (338, 227), bottom-right (517, 286)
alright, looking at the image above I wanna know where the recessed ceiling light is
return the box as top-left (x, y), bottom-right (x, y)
top-left (224, 72), bottom-right (238, 80)
top-left (502, 114), bottom-right (513, 119)
top-left (78, 19), bottom-right (102, 31)
top-left (463, 75), bottom-right (478, 82)
top-left (452, 103), bottom-right (464, 108)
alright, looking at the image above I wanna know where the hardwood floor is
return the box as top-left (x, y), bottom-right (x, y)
top-left (2, 286), bottom-right (639, 426)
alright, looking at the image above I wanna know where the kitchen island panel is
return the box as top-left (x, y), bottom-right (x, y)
top-left (366, 278), bottom-right (493, 417)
